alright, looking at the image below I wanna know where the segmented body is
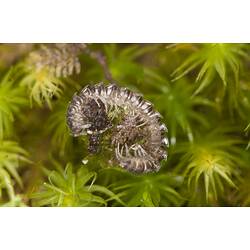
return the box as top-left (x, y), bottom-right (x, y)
top-left (67, 83), bottom-right (168, 174)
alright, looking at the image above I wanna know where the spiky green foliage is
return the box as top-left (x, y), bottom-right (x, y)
top-left (0, 140), bottom-right (30, 201)
top-left (19, 44), bottom-right (84, 108)
top-left (175, 128), bottom-right (243, 202)
top-left (0, 68), bottom-right (27, 138)
top-left (0, 43), bottom-right (250, 207)
top-left (109, 171), bottom-right (183, 206)
top-left (46, 95), bottom-right (72, 155)
top-left (149, 77), bottom-right (213, 144)
top-left (20, 66), bottom-right (64, 108)
top-left (104, 44), bottom-right (157, 84)
top-left (31, 163), bottom-right (125, 207)
top-left (172, 44), bottom-right (248, 95)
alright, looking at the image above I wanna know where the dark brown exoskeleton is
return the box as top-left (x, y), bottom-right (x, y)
top-left (88, 134), bottom-right (101, 154)
top-left (67, 92), bottom-right (111, 154)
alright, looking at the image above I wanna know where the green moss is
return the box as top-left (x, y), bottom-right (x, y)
top-left (0, 43), bottom-right (250, 206)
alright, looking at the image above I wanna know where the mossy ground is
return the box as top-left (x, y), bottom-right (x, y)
top-left (0, 43), bottom-right (250, 207)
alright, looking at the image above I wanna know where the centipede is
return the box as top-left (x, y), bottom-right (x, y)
top-left (66, 83), bottom-right (169, 174)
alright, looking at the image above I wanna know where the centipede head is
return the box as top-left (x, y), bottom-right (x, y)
top-left (67, 92), bottom-right (111, 137)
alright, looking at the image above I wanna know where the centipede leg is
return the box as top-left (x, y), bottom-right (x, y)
top-left (125, 143), bottom-right (130, 157)
top-left (136, 120), bottom-right (148, 128)
top-left (93, 97), bottom-right (101, 107)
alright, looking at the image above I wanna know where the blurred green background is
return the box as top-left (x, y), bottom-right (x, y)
top-left (0, 43), bottom-right (250, 207)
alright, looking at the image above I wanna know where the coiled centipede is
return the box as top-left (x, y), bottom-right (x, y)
top-left (66, 83), bottom-right (169, 174)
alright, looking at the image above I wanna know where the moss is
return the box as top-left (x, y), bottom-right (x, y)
top-left (0, 43), bottom-right (250, 206)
